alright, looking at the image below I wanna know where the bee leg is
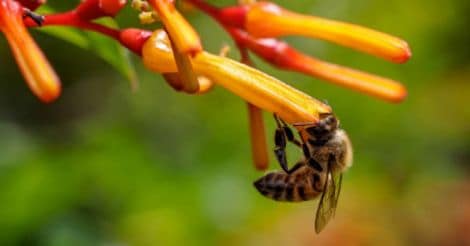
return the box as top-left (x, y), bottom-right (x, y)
top-left (274, 114), bottom-right (297, 173)
top-left (23, 8), bottom-right (44, 26)
top-left (273, 114), bottom-right (306, 173)
top-left (299, 135), bottom-right (323, 172)
top-left (301, 143), bottom-right (311, 159)
top-left (287, 161), bottom-right (304, 174)
top-left (307, 157), bottom-right (324, 172)
top-left (274, 114), bottom-right (302, 147)
top-left (283, 124), bottom-right (302, 147)
top-left (274, 127), bottom-right (289, 173)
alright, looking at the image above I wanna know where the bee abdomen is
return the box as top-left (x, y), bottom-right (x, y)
top-left (254, 171), bottom-right (320, 202)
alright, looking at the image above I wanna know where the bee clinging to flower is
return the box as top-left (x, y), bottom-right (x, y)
top-left (254, 113), bottom-right (353, 233)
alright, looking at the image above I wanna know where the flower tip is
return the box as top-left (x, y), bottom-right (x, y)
top-left (37, 81), bottom-right (61, 103)
top-left (148, 0), bottom-right (203, 55)
top-left (119, 28), bottom-right (152, 55)
top-left (393, 42), bottom-right (412, 64)
top-left (389, 84), bottom-right (408, 103)
top-left (24, 65), bottom-right (62, 103)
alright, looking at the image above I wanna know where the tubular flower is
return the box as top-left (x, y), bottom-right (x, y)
top-left (142, 29), bottom-right (332, 124)
top-left (147, 0), bottom-right (201, 55)
top-left (0, 0), bottom-right (60, 102)
top-left (247, 103), bottom-right (269, 170)
top-left (229, 29), bottom-right (407, 102)
top-left (2, 0), bottom-right (412, 171)
top-left (242, 2), bottom-right (411, 63)
top-left (147, 0), bottom-right (203, 93)
top-left (208, 0), bottom-right (411, 102)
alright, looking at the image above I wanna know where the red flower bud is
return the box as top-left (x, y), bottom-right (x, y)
top-left (119, 28), bottom-right (152, 55)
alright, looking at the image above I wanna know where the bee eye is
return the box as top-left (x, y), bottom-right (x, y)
top-left (306, 126), bottom-right (327, 137)
top-left (325, 116), bottom-right (338, 129)
top-left (325, 115), bottom-right (335, 124)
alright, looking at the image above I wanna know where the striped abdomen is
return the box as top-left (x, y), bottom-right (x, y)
top-left (253, 163), bottom-right (326, 202)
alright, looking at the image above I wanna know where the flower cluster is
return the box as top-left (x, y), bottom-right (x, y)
top-left (1, 0), bottom-right (411, 170)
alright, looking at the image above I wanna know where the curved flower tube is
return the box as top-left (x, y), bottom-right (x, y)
top-left (142, 30), bottom-right (332, 124)
top-left (230, 29), bottom-right (407, 103)
top-left (0, 0), bottom-right (60, 102)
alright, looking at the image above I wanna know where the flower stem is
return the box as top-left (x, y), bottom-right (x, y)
top-left (24, 11), bottom-right (120, 40)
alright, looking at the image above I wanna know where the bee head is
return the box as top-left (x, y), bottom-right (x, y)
top-left (304, 113), bottom-right (338, 145)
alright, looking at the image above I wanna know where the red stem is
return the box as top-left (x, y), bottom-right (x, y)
top-left (21, 0), bottom-right (248, 56)
top-left (24, 11), bottom-right (120, 40)
top-left (236, 44), bottom-right (252, 65)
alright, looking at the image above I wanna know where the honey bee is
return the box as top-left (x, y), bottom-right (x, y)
top-left (254, 113), bottom-right (353, 233)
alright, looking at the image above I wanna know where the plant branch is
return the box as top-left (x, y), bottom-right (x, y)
top-left (24, 11), bottom-right (120, 40)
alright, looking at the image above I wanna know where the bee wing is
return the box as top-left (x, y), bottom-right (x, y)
top-left (314, 170), bottom-right (343, 233)
top-left (334, 173), bottom-right (343, 216)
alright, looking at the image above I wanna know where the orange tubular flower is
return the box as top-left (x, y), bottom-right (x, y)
top-left (285, 50), bottom-right (408, 102)
top-left (162, 72), bottom-right (214, 94)
top-left (142, 30), bottom-right (331, 124)
top-left (170, 37), bottom-right (200, 93)
top-left (0, 0), bottom-right (61, 102)
top-left (230, 30), bottom-right (407, 102)
top-left (247, 103), bottom-right (269, 171)
top-left (148, 0), bottom-right (203, 93)
top-left (244, 2), bottom-right (411, 63)
top-left (148, 0), bottom-right (202, 55)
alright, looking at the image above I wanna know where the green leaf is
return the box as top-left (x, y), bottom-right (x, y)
top-left (86, 18), bottom-right (139, 90)
top-left (34, 6), bottom-right (139, 90)
top-left (38, 26), bottom-right (90, 49)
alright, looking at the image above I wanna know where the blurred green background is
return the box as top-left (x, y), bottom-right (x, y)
top-left (0, 0), bottom-right (469, 245)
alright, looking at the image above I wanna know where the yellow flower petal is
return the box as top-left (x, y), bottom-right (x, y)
top-left (142, 30), bottom-right (331, 124)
